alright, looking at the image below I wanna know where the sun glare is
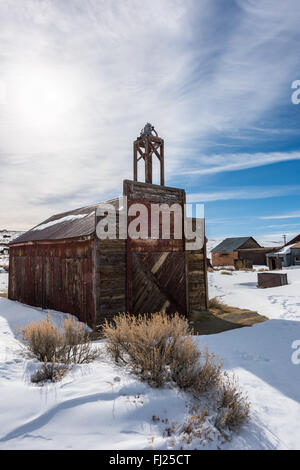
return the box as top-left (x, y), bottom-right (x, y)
top-left (10, 63), bottom-right (80, 133)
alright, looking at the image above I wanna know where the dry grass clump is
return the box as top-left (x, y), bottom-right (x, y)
top-left (62, 317), bottom-right (100, 364)
top-left (180, 406), bottom-right (213, 445)
top-left (208, 297), bottom-right (224, 310)
top-left (179, 373), bottom-right (250, 445)
top-left (171, 346), bottom-right (222, 395)
top-left (103, 312), bottom-right (223, 393)
top-left (192, 348), bottom-right (222, 394)
top-left (104, 311), bottom-right (250, 442)
top-left (31, 362), bottom-right (69, 384)
top-left (22, 315), bottom-right (61, 362)
top-left (22, 314), bottom-right (100, 365)
top-left (220, 270), bottom-right (233, 275)
top-left (103, 312), bottom-right (194, 387)
top-left (215, 374), bottom-right (250, 433)
top-left (0, 292), bottom-right (8, 298)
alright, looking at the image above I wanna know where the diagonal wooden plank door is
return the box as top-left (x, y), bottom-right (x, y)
top-left (129, 251), bottom-right (187, 316)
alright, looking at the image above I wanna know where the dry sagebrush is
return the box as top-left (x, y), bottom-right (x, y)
top-left (103, 312), bottom-right (194, 386)
top-left (103, 312), bottom-right (250, 436)
top-left (215, 373), bottom-right (250, 433)
top-left (103, 312), bottom-right (223, 392)
top-left (22, 315), bottom-right (100, 365)
top-left (31, 361), bottom-right (69, 384)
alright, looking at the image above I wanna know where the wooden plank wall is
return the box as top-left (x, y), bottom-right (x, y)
top-left (131, 251), bottom-right (187, 315)
top-left (8, 240), bottom-right (95, 327)
top-left (186, 216), bottom-right (208, 315)
top-left (94, 238), bottom-right (127, 325)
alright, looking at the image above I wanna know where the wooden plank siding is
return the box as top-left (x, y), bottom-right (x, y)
top-left (8, 240), bottom-right (95, 327)
top-left (94, 238), bottom-right (126, 325)
top-left (131, 251), bottom-right (187, 315)
top-left (187, 248), bottom-right (208, 313)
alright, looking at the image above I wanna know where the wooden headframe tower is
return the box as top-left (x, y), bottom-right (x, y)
top-left (133, 123), bottom-right (164, 185)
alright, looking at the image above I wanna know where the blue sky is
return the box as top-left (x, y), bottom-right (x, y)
top-left (0, 0), bottom-right (300, 243)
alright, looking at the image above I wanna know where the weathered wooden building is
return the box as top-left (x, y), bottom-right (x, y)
top-left (236, 247), bottom-right (278, 267)
top-left (266, 239), bottom-right (300, 269)
top-left (9, 125), bottom-right (208, 328)
top-left (211, 237), bottom-right (278, 268)
top-left (211, 237), bottom-right (261, 267)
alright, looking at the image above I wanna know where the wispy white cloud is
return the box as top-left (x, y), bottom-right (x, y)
top-left (266, 223), bottom-right (300, 228)
top-left (182, 152), bottom-right (300, 176)
top-left (187, 185), bottom-right (300, 202)
top-left (260, 211), bottom-right (300, 220)
top-left (260, 232), bottom-right (299, 241)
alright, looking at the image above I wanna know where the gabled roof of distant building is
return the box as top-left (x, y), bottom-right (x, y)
top-left (267, 242), bottom-right (300, 256)
top-left (272, 245), bottom-right (292, 255)
top-left (10, 199), bottom-right (119, 244)
top-left (211, 237), bottom-right (260, 253)
top-left (291, 242), bottom-right (300, 249)
top-left (286, 234), bottom-right (300, 246)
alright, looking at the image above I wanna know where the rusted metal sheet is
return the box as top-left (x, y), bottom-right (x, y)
top-left (10, 199), bottom-right (120, 244)
top-left (8, 240), bottom-right (95, 327)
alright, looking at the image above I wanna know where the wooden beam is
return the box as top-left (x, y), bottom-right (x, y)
top-left (160, 140), bottom-right (164, 185)
top-left (133, 141), bottom-right (138, 182)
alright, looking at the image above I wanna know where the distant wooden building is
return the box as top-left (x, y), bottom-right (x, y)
top-left (211, 237), bottom-right (261, 267)
top-left (9, 125), bottom-right (208, 328)
top-left (286, 234), bottom-right (300, 246)
top-left (266, 236), bottom-right (300, 269)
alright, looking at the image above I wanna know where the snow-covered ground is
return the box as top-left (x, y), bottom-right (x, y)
top-left (0, 272), bottom-right (8, 294)
top-left (0, 229), bottom-right (23, 293)
top-left (0, 230), bottom-right (23, 269)
top-left (0, 230), bottom-right (23, 244)
top-left (0, 255), bottom-right (9, 268)
top-left (206, 267), bottom-right (300, 449)
top-left (209, 267), bottom-right (300, 321)
top-left (0, 268), bottom-right (300, 449)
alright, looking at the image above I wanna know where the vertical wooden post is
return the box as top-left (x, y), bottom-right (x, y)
top-left (160, 140), bottom-right (164, 186)
top-left (133, 141), bottom-right (138, 182)
top-left (145, 137), bottom-right (153, 184)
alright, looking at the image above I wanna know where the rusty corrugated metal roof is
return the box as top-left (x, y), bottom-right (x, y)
top-left (11, 198), bottom-right (120, 244)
